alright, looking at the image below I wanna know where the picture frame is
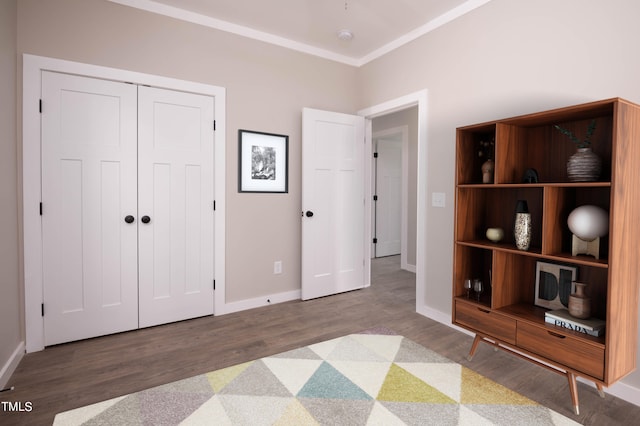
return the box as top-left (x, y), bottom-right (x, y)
top-left (238, 129), bottom-right (289, 193)
top-left (534, 261), bottom-right (577, 310)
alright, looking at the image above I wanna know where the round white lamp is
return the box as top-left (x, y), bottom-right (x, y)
top-left (567, 205), bottom-right (609, 259)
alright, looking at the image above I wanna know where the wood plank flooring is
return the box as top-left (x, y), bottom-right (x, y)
top-left (3, 256), bottom-right (640, 425)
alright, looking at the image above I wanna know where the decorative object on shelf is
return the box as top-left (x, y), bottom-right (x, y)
top-left (554, 119), bottom-right (601, 182)
top-left (566, 147), bottom-right (602, 182)
top-left (464, 279), bottom-right (472, 299)
top-left (481, 158), bottom-right (494, 183)
top-left (522, 168), bottom-right (539, 183)
top-left (567, 205), bottom-right (609, 259)
top-left (477, 137), bottom-right (494, 183)
top-left (514, 200), bottom-right (531, 250)
top-left (545, 308), bottom-right (605, 337)
top-left (473, 279), bottom-right (483, 302)
top-left (485, 227), bottom-right (504, 242)
top-left (534, 261), bottom-right (577, 310)
top-left (568, 282), bottom-right (591, 319)
top-left (238, 129), bottom-right (289, 193)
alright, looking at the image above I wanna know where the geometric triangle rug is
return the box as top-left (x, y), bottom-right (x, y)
top-left (53, 330), bottom-right (580, 425)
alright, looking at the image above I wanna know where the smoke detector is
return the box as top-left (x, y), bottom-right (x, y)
top-left (337, 29), bottom-right (354, 41)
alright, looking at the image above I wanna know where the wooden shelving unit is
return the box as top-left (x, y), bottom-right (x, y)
top-left (452, 98), bottom-right (640, 415)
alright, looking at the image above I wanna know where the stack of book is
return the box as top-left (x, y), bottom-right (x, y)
top-left (544, 309), bottom-right (605, 337)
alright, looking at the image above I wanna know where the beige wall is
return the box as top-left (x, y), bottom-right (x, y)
top-left (16, 0), bottom-right (360, 305)
top-left (358, 0), bottom-right (640, 388)
top-left (372, 107), bottom-right (418, 266)
top-left (0, 0), bottom-right (21, 387)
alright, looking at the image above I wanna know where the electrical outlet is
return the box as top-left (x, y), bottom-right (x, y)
top-left (274, 261), bottom-right (282, 274)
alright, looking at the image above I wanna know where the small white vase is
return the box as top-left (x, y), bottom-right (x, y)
top-left (486, 227), bottom-right (504, 242)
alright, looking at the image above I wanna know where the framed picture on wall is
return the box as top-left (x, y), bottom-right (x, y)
top-left (238, 129), bottom-right (289, 193)
top-left (534, 261), bottom-right (577, 310)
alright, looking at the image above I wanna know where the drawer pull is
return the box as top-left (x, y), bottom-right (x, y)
top-left (477, 308), bottom-right (491, 314)
top-left (547, 331), bottom-right (566, 339)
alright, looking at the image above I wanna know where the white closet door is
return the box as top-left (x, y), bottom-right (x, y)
top-left (137, 86), bottom-right (215, 328)
top-left (41, 71), bottom-right (139, 346)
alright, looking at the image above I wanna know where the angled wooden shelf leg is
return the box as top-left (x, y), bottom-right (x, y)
top-left (596, 383), bottom-right (605, 398)
top-left (467, 334), bottom-right (482, 361)
top-left (567, 372), bottom-right (580, 415)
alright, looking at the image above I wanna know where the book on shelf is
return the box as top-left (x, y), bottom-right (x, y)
top-left (544, 309), bottom-right (605, 337)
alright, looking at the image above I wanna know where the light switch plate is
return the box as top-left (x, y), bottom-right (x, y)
top-left (432, 192), bottom-right (446, 208)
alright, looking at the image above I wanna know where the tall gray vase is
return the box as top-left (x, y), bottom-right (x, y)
top-left (514, 200), bottom-right (531, 251)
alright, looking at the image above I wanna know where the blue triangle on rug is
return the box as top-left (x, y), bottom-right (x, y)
top-left (297, 361), bottom-right (372, 400)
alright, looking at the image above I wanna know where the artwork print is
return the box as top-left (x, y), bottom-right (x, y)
top-left (251, 145), bottom-right (276, 180)
top-left (238, 130), bottom-right (288, 193)
top-left (534, 262), bottom-right (577, 310)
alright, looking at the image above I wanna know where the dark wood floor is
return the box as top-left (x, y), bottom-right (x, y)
top-left (3, 256), bottom-right (640, 425)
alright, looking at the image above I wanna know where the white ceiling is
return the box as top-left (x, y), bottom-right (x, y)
top-left (109, 0), bottom-right (492, 66)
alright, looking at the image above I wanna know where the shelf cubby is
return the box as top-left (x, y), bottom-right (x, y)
top-left (456, 186), bottom-right (543, 251)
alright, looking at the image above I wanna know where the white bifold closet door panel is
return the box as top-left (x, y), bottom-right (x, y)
top-left (137, 86), bottom-right (215, 328)
top-left (42, 73), bottom-right (215, 346)
top-left (41, 71), bottom-right (139, 346)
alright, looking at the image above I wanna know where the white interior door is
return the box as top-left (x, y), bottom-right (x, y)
top-left (137, 86), bottom-right (215, 328)
top-left (41, 71), bottom-right (139, 346)
top-left (301, 108), bottom-right (365, 300)
top-left (374, 137), bottom-right (402, 257)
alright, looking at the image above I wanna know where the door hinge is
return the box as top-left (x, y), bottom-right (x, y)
top-left (39, 99), bottom-right (42, 113)
top-left (39, 202), bottom-right (43, 215)
top-left (373, 195), bottom-right (378, 201)
top-left (41, 303), bottom-right (44, 317)
top-left (213, 120), bottom-right (216, 131)
top-left (373, 152), bottom-right (378, 158)
top-left (213, 279), bottom-right (216, 290)
top-left (213, 200), bottom-right (216, 211)
top-left (373, 238), bottom-right (378, 244)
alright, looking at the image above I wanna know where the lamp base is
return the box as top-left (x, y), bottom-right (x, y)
top-left (572, 235), bottom-right (600, 259)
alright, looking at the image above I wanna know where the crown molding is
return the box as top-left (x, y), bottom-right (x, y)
top-left (108, 0), bottom-right (492, 67)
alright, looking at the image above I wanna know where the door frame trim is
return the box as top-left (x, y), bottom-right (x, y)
top-left (22, 54), bottom-right (226, 352)
top-left (358, 90), bottom-right (428, 314)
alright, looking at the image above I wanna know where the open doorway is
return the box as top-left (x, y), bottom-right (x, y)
top-left (359, 90), bottom-right (427, 314)
top-left (371, 107), bottom-right (418, 273)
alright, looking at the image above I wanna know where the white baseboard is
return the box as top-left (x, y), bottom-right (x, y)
top-left (602, 378), bottom-right (640, 407)
top-left (219, 289), bottom-right (301, 315)
top-left (402, 263), bottom-right (416, 273)
top-left (0, 342), bottom-right (24, 389)
top-left (415, 302), bottom-right (640, 407)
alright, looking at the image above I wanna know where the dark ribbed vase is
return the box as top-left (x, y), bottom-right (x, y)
top-left (567, 148), bottom-right (601, 182)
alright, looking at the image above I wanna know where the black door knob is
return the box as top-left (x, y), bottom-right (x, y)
top-left (141, 215), bottom-right (151, 224)
top-left (305, 211), bottom-right (314, 217)
top-left (124, 215), bottom-right (135, 224)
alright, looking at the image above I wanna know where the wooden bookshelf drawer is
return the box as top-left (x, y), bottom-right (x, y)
top-left (455, 301), bottom-right (516, 345)
top-left (517, 322), bottom-right (604, 380)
